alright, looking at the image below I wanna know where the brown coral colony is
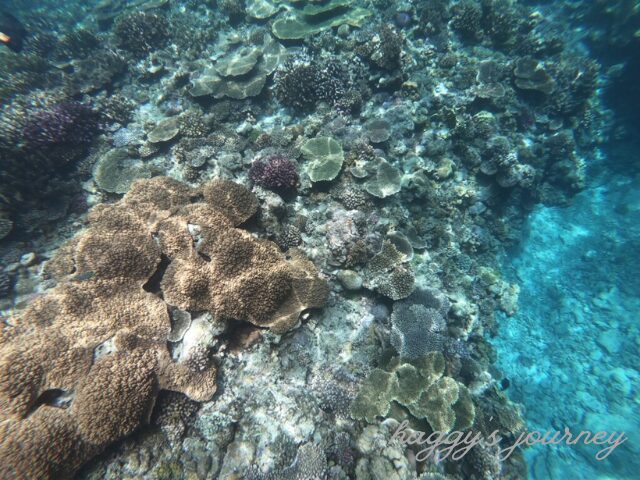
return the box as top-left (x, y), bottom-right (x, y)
top-left (0, 177), bottom-right (328, 479)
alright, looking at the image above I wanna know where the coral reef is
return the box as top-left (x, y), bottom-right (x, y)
top-left (273, 54), bottom-right (358, 113)
top-left (0, 0), bottom-right (616, 478)
top-left (112, 11), bottom-right (170, 56)
top-left (0, 177), bottom-right (327, 478)
top-left (21, 102), bottom-right (98, 150)
top-left (189, 34), bottom-right (286, 100)
top-left (351, 352), bottom-right (475, 433)
top-left (301, 136), bottom-right (345, 183)
top-left (365, 240), bottom-right (415, 300)
top-left (271, 0), bottom-right (371, 40)
top-left (249, 154), bottom-right (299, 193)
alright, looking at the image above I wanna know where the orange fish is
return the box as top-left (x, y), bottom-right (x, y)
top-left (0, 11), bottom-right (26, 52)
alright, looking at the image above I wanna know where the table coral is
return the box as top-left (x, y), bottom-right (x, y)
top-left (351, 352), bottom-right (475, 433)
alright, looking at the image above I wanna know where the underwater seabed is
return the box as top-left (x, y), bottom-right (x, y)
top-left (493, 149), bottom-right (640, 479)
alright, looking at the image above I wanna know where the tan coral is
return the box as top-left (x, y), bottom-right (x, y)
top-left (157, 348), bottom-right (217, 402)
top-left (72, 350), bottom-right (157, 446)
top-left (265, 253), bottom-right (330, 333)
top-left (124, 176), bottom-right (196, 213)
top-left (74, 230), bottom-right (161, 281)
top-left (0, 407), bottom-right (88, 480)
top-left (161, 255), bottom-right (214, 311)
top-left (0, 177), bottom-right (326, 479)
top-left (201, 178), bottom-right (259, 225)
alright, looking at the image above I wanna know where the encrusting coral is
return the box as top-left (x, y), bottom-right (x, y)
top-left (0, 177), bottom-right (328, 479)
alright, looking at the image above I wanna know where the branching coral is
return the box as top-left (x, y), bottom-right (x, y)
top-left (112, 11), bottom-right (170, 56)
top-left (249, 154), bottom-right (299, 193)
top-left (356, 24), bottom-right (404, 71)
top-left (21, 101), bottom-right (99, 150)
top-left (0, 176), bottom-right (328, 478)
top-left (274, 54), bottom-right (357, 112)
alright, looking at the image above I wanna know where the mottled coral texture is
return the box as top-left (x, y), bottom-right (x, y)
top-left (249, 154), bottom-right (299, 193)
top-left (0, 177), bottom-right (327, 479)
top-left (21, 102), bottom-right (99, 149)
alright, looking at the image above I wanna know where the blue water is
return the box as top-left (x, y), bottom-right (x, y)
top-left (1, 0), bottom-right (639, 478)
top-left (493, 143), bottom-right (640, 478)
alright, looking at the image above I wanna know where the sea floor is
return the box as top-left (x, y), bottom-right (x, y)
top-left (493, 145), bottom-right (640, 479)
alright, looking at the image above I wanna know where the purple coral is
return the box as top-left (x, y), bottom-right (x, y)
top-left (249, 154), bottom-right (299, 193)
top-left (22, 102), bottom-right (99, 149)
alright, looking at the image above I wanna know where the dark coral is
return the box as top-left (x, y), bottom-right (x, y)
top-left (152, 391), bottom-right (199, 444)
top-left (113, 12), bottom-right (170, 56)
top-left (0, 272), bottom-right (11, 298)
top-left (21, 102), bottom-right (99, 150)
top-left (452, 0), bottom-right (483, 42)
top-left (418, 0), bottom-right (450, 36)
top-left (359, 24), bottom-right (404, 71)
top-left (277, 225), bottom-right (303, 250)
top-left (273, 54), bottom-right (355, 112)
top-left (389, 288), bottom-right (471, 361)
top-left (249, 155), bottom-right (299, 193)
top-left (480, 0), bottom-right (521, 46)
top-left (54, 28), bottom-right (101, 60)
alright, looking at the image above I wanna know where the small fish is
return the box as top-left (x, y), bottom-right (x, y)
top-left (0, 11), bottom-right (27, 52)
top-left (69, 271), bottom-right (95, 282)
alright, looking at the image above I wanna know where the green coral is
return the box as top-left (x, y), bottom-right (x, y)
top-left (349, 369), bottom-right (397, 423)
top-left (93, 149), bottom-right (152, 194)
top-left (214, 47), bottom-right (262, 77)
top-left (351, 352), bottom-right (475, 433)
top-left (364, 160), bottom-right (402, 198)
top-left (301, 136), bottom-right (344, 183)
top-left (189, 34), bottom-right (287, 100)
top-left (271, 0), bottom-right (371, 40)
top-left (246, 0), bottom-right (285, 19)
top-left (147, 117), bottom-right (181, 143)
top-left (0, 216), bottom-right (12, 241)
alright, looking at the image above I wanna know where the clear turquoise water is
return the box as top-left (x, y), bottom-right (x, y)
top-left (494, 146), bottom-right (640, 479)
top-left (1, 0), bottom-right (639, 478)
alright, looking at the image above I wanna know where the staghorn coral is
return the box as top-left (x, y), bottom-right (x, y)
top-left (273, 54), bottom-right (357, 112)
top-left (54, 28), bottom-right (100, 60)
top-left (0, 176), bottom-right (327, 478)
top-left (451, 0), bottom-right (483, 42)
top-left (357, 24), bottom-right (404, 71)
